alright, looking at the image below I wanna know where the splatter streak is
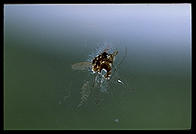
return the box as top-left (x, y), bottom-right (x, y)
top-left (77, 81), bottom-right (91, 107)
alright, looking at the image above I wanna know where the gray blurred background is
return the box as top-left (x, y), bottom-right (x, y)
top-left (4, 4), bottom-right (191, 130)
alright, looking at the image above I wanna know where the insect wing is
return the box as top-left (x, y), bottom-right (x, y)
top-left (72, 62), bottom-right (92, 71)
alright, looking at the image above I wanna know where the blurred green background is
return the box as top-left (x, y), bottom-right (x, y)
top-left (4, 4), bottom-right (191, 130)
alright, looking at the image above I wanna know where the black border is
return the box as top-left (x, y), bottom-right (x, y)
top-left (2, 0), bottom-right (193, 4)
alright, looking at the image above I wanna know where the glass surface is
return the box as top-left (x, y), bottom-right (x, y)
top-left (4, 4), bottom-right (191, 130)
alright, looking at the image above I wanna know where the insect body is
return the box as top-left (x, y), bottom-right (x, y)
top-left (72, 49), bottom-right (118, 79)
top-left (92, 51), bottom-right (118, 79)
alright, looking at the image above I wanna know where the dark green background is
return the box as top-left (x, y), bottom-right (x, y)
top-left (4, 4), bottom-right (191, 130)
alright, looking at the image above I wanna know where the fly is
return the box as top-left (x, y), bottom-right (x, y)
top-left (72, 45), bottom-right (128, 108)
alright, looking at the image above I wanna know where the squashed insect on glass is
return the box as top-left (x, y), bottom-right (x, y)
top-left (72, 45), bottom-right (128, 107)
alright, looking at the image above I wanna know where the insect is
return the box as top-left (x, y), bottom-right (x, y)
top-left (72, 45), bottom-right (128, 108)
